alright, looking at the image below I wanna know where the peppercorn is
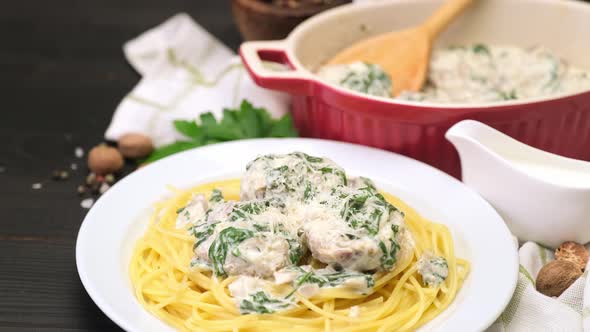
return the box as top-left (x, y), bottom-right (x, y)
top-left (77, 185), bottom-right (87, 196)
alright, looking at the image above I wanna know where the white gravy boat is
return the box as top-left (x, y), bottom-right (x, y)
top-left (446, 120), bottom-right (590, 248)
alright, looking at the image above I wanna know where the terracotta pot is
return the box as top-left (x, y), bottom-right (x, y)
top-left (231, 0), bottom-right (351, 41)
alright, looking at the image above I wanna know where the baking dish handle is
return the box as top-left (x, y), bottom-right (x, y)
top-left (239, 41), bottom-right (313, 95)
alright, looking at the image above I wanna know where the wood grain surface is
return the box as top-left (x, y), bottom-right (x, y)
top-left (0, 1), bottom-right (239, 330)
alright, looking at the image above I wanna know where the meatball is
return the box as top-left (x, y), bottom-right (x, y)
top-left (240, 153), bottom-right (347, 202)
top-left (303, 203), bottom-right (405, 272)
top-left (303, 217), bottom-right (382, 271)
top-left (224, 234), bottom-right (291, 278)
top-left (176, 194), bottom-right (207, 229)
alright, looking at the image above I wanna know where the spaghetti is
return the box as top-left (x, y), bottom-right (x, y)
top-left (130, 178), bottom-right (469, 332)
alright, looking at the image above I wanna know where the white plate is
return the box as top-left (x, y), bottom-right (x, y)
top-left (76, 138), bottom-right (518, 332)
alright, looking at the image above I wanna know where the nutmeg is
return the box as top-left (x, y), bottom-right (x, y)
top-left (555, 241), bottom-right (589, 271)
top-left (536, 260), bottom-right (582, 297)
top-left (117, 133), bottom-right (154, 159)
top-left (88, 145), bottom-right (124, 175)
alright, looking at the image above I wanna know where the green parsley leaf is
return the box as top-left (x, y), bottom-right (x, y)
top-left (269, 115), bottom-right (298, 137)
top-left (199, 113), bottom-right (217, 128)
top-left (142, 100), bottom-right (298, 164)
top-left (174, 120), bottom-right (203, 140)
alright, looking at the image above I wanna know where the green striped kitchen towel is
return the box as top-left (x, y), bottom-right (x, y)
top-left (487, 242), bottom-right (589, 332)
top-left (104, 13), bottom-right (289, 146)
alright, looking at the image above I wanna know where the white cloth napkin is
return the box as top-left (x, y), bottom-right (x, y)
top-left (105, 13), bottom-right (289, 147)
top-left (486, 242), bottom-right (590, 332)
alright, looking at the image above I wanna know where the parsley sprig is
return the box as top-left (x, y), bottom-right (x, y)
top-left (143, 100), bottom-right (298, 163)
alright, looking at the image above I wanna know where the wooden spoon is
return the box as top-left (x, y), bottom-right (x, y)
top-left (327, 0), bottom-right (474, 96)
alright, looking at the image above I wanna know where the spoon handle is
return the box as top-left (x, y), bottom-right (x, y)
top-left (422, 0), bottom-right (473, 39)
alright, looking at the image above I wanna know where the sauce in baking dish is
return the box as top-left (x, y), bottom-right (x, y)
top-left (318, 44), bottom-right (590, 103)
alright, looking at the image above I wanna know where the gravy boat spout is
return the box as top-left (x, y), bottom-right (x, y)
top-left (446, 120), bottom-right (590, 248)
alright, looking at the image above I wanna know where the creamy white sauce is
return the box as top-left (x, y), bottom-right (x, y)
top-left (228, 276), bottom-right (295, 314)
top-left (180, 152), bottom-right (413, 314)
top-left (318, 44), bottom-right (590, 103)
top-left (277, 265), bottom-right (375, 296)
top-left (417, 253), bottom-right (449, 287)
top-left (317, 62), bottom-right (392, 98)
top-left (228, 276), bottom-right (268, 299)
top-left (175, 194), bottom-right (207, 229)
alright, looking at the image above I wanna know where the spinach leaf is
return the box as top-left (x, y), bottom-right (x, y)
top-left (344, 233), bottom-right (359, 240)
top-left (358, 177), bottom-right (376, 191)
top-left (240, 291), bottom-right (290, 314)
top-left (379, 228), bottom-right (401, 271)
top-left (319, 167), bottom-right (347, 185)
top-left (322, 271), bottom-right (375, 288)
top-left (292, 152), bottom-right (323, 163)
top-left (303, 182), bottom-right (315, 202)
top-left (209, 189), bottom-right (224, 203)
top-left (268, 165), bottom-right (289, 188)
top-left (285, 236), bottom-right (304, 265)
top-left (253, 223), bottom-right (270, 232)
top-left (286, 268), bottom-right (374, 297)
top-left (246, 154), bottom-right (275, 170)
top-left (274, 224), bottom-right (304, 265)
top-left (189, 257), bottom-right (211, 269)
top-left (339, 63), bottom-right (392, 97)
top-left (472, 43), bottom-right (490, 55)
top-left (420, 256), bottom-right (449, 287)
top-left (340, 187), bottom-right (400, 236)
top-left (192, 222), bottom-right (219, 248)
top-left (340, 185), bottom-right (403, 236)
top-left (500, 89), bottom-right (518, 100)
top-left (229, 201), bottom-right (268, 222)
top-left (208, 227), bottom-right (254, 276)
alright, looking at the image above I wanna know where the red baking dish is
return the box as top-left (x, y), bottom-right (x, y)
top-left (240, 0), bottom-right (590, 178)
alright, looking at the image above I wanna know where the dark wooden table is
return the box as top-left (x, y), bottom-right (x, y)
top-left (4, 1), bottom-right (590, 331)
top-left (0, 1), bottom-right (240, 331)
